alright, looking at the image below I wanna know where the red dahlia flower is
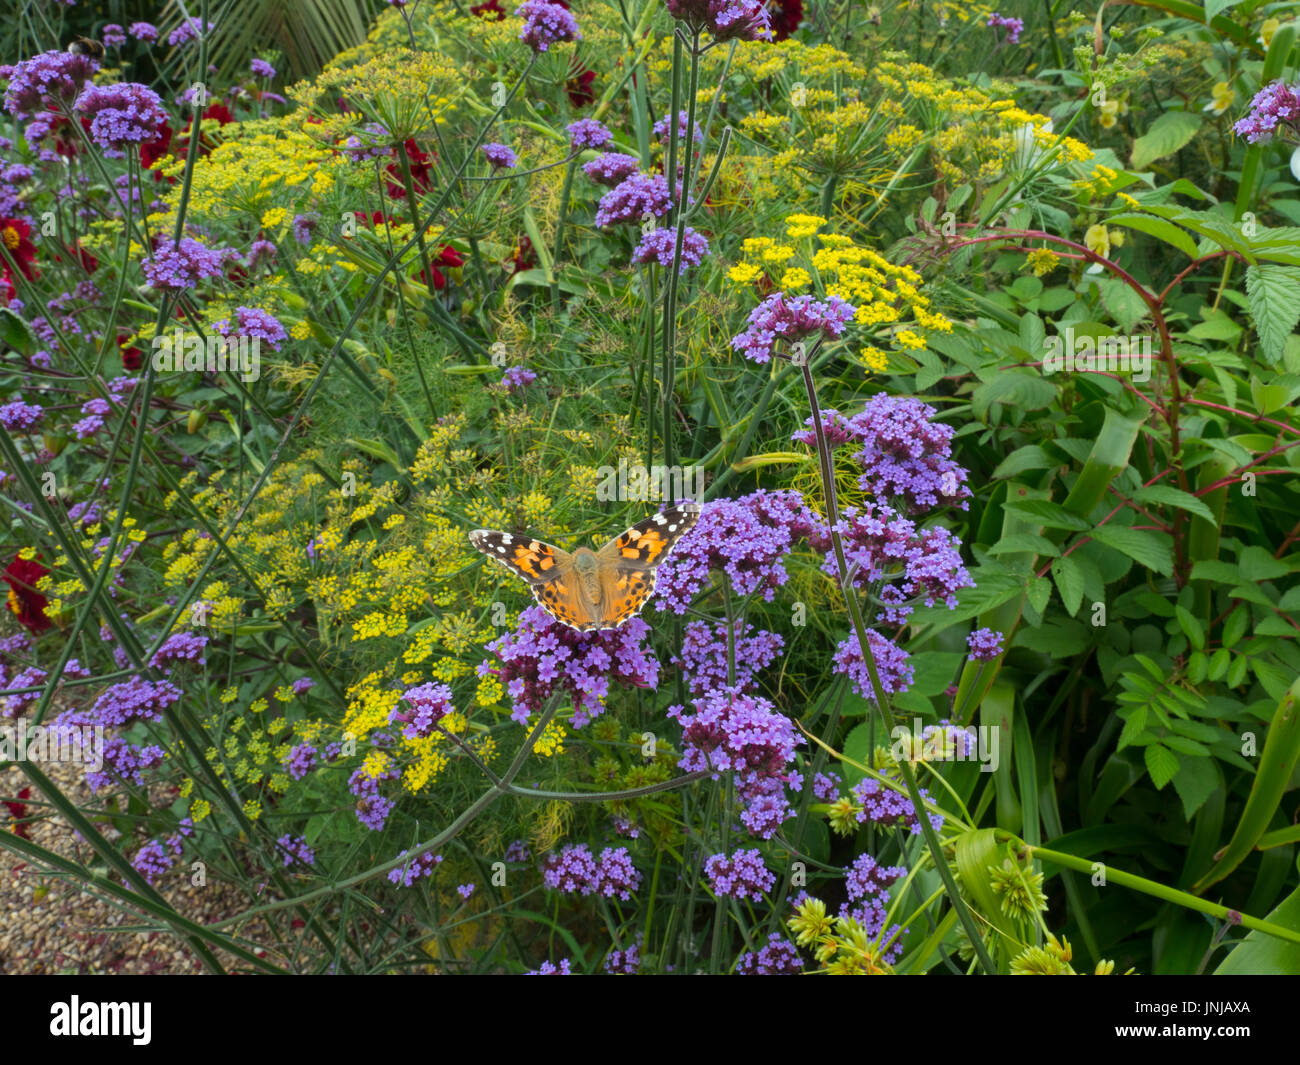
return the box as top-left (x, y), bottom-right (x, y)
top-left (416, 246), bottom-right (465, 290)
top-left (567, 67), bottom-right (596, 107)
top-left (0, 218), bottom-right (39, 281)
top-left (768, 0), bottom-right (803, 40)
top-left (3, 554), bottom-right (52, 634)
top-left (118, 333), bottom-right (143, 370)
top-left (385, 139), bottom-right (435, 198)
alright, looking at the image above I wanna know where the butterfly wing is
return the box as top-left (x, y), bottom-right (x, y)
top-left (593, 503), bottom-right (701, 627)
top-left (468, 530), bottom-right (595, 630)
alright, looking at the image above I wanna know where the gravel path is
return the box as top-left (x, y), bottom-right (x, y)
top-left (1, 756), bottom-right (273, 974)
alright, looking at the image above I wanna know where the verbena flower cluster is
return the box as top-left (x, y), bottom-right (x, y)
top-left (731, 291), bottom-right (857, 364)
top-left (541, 844), bottom-right (642, 899)
top-left (793, 394), bottom-right (972, 513)
top-left (480, 605), bottom-right (659, 727)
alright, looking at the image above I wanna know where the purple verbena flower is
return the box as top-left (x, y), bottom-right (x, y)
top-left (277, 834), bottom-right (316, 868)
top-left (149, 631), bottom-right (208, 669)
top-left (480, 605), bottom-right (659, 727)
top-left (704, 848), bottom-right (775, 900)
top-left (4, 50), bottom-right (98, 119)
top-left (987, 13), bottom-right (1024, 45)
top-left (793, 395), bottom-right (972, 514)
top-left (75, 83), bottom-right (167, 153)
top-left (390, 682), bottom-right (454, 739)
top-left (516, 0), bottom-right (581, 52)
top-left (141, 238), bottom-right (231, 291)
top-left (665, 0), bottom-right (773, 41)
top-left (481, 142), bottom-right (519, 169)
top-left (731, 291), bottom-right (856, 364)
top-left (213, 306), bottom-right (287, 351)
top-left (631, 226), bottom-right (710, 273)
top-left (653, 109), bottom-right (704, 144)
top-left (737, 933), bottom-right (803, 974)
top-left (567, 118), bottom-right (613, 152)
top-left (1233, 80), bottom-right (1300, 145)
top-left (967, 627), bottom-right (1005, 660)
top-left (582, 152), bottom-right (641, 186)
top-left (595, 172), bottom-right (672, 227)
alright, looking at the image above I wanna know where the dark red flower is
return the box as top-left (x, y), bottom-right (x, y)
top-left (0, 218), bottom-right (38, 282)
top-left (417, 245), bottom-right (465, 290)
top-left (470, 0), bottom-right (505, 17)
top-left (118, 333), bottom-right (143, 370)
top-left (385, 139), bottom-right (434, 199)
top-left (52, 244), bottom-right (98, 275)
top-left (767, 0), bottom-right (803, 40)
top-left (3, 554), bottom-right (52, 634)
top-left (0, 265), bottom-right (15, 305)
top-left (140, 120), bottom-right (174, 177)
top-left (350, 210), bottom-right (394, 230)
top-left (3, 787), bottom-right (32, 841)
top-left (567, 67), bottom-right (596, 108)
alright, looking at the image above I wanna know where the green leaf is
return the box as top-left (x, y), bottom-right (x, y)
top-left (1190, 560), bottom-right (1238, 584)
top-left (1026, 575), bottom-right (1052, 615)
top-left (1171, 755), bottom-right (1219, 819)
top-left (1088, 525), bottom-right (1175, 576)
top-left (992, 445), bottom-right (1058, 479)
top-left (0, 308), bottom-right (35, 356)
top-left (988, 533), bottom-right (1060, 558)
top-left (345, 437), bottom-right (402, 469)
top-left (1130, 111), bottom-right (1203, 171)
top-left (1215, 884), bottom-right (1300, 974)
top-left (1145, 744), bottom-right (1181, 789)
top-left (1004, 499), bottom-right (1091, 531)
top-left (1176, 605), bottom-right (1206, 650)
top-left (1051, 556), bottom-right (1085, 616)
top-left (1195, 677), bottom-right (1300, 892)
top-left (1244, 264), bottom-right (1300, 364)
top-left (1238, 544), bottom-right (1291, 581)
top-left (972, 372), bottom-right (1058, 419)
top-left (1133, 484), bottom-right (1216, 525)
top-left (1106, 213), bottom-right (1200, 260)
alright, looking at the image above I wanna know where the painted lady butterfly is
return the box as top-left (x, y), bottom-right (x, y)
top-left (469, 503), bottom-right (701, 632)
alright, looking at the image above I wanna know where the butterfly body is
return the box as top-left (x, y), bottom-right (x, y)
top-left (470, 504), bottom-right (700, 632)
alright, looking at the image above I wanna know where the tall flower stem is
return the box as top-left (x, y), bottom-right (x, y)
top-left (549, 157), bottom-right (578, 309)
top-left (395, 139), bottom-right (437, 298)
top-left (659, 29), bottom-right (703, 470)
top-left (798, 359), bottom-right (997, 974)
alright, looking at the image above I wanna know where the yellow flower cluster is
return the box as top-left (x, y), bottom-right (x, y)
top-left (789, 897), bottom-right (897, 974)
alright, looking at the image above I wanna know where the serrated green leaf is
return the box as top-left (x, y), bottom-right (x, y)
top-left (1027, 575), bottom-right (1052, 615)
top-left (1131, 111), bottom-right (1203, 171)
top-left (1088, 525), bottom-right (1175, 576)
top-left (988, 533), bottom-right (1060, 557)
top-left (1051, 555), bottom-right (1084, 615)
top-left (1244, 264), bottom-right (1300, 364)
top-left (1145, 743), bottom-right (1181, 788)
top-left (1106, 213), bottom-right (1200, 260)
top-left (1171, 756), bottom-right (1218, 820)
top-left (992, 444), bottom-right (1058, 480)
top-left (1133, 484), bottom-right (1216, 525)
top-left (1176, 605), bottom-right (1206, 650)
top-left (1004, 499), bottom-right (1091, 531)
